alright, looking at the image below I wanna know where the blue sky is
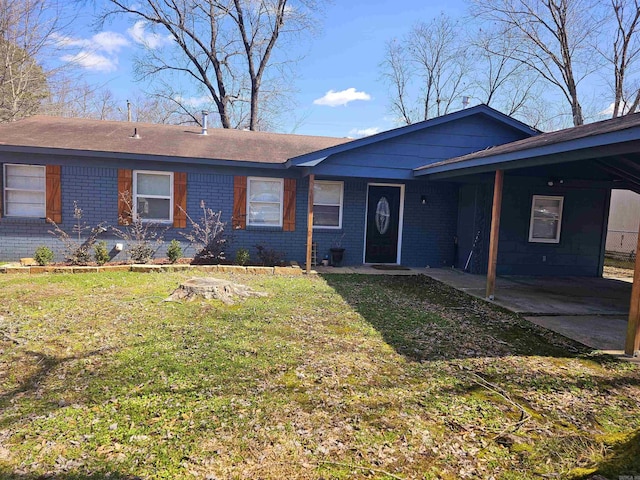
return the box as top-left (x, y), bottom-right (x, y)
top-left (51, 0), bottom-right (468, 138)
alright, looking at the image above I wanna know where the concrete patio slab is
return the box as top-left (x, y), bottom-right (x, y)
top-left (525, 315), bottom-right (629, 351)
top-left (422, 268), bottom-right (637, 361)
top-left (423, 269), bottom-right (631, 316)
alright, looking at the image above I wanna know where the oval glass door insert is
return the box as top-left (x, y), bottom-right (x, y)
top-left (375, 196), bottom-right (390, 234)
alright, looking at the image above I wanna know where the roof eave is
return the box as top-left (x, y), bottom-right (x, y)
top-left (0, 145), bottom-right (289, 169)
top-left (414, 125), bottom-right (640, 179)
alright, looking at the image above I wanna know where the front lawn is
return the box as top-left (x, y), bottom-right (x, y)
top-left (0, 272), bottom-right (638, 479)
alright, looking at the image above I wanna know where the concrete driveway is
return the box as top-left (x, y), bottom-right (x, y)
top-left (423, 269), bottom-right (633, 356)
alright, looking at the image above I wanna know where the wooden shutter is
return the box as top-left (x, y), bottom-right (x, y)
top-left (233, 176), bottom-right (247, 229)
top-left (283, 178), bottom-right (296, 232)
top-left (118, 169), bottom-right (133, 225)
top-left (173, 172), bottom-right (187, 228)
top-left (45, 165), bottom-right (62, 223)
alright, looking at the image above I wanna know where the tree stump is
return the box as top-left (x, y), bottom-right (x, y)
top-left (165, 277), bottom-right (267, 305)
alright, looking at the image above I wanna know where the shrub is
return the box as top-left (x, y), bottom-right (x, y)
top-left (254, 244), bottom-right (284, 267)
top-left (167, 240), bottom-right (183, 263)
top-left (34, 246), bottom-right (54, 266)
top-left (131, 244), bottom-right (155, 264)
top-left (94, 241), bottom-right (110, 265)
top-left (235, 248), bottom-right (250, 266)
top-left (180, 201), bottom-right (229, 264)
top-left (48, 201), bottom-right (106, 265)
top-left (111, 191), bottom-right (167, 264)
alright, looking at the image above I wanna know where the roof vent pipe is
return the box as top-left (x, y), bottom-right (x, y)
top-left (201, 110), bottom-right (209, 135)
top-left (462, 96), bottom-right (470, 108)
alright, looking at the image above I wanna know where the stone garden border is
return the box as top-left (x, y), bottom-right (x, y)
top-left (0, 264), bottom-right (304, 276)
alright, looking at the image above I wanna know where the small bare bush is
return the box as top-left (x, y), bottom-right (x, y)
top-left (48, 201), bottom-right (106, 265)
top-left (180, 201), bottom-right (229, 264)
top-left (111, 192), bottom-right (167, 264)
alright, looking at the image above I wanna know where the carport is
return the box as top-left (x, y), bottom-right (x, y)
top-left (415, 113), bottom-right (640, 356)
top-left (424, 269), bottom-right (632, 354)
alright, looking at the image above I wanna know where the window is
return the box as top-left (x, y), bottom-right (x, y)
top-left (247, 177), bottom-right (283, 226)
top-left (133, 171), bottom-right (173, 222)
top-left (313, 180), bottom-right (343, 228)
top-left (529, 195), bottom-right (563, 243)
top-left (3, 164), bottom-right (46, 217)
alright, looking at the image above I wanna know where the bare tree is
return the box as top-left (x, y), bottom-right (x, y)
top-left (470, 0), bottom-right (603, 126)
top-left (127, 93), bottom-right (184, 124)
top-left (380, 39), bottom-right (416, 124)
top-left (381, 14), bottom-right (472, 124)
top-left (0, 0), bottom-right (72, 122)
top-left (41, 78), bottom-right (118, 119)
top-left (469, 28), bottom-right (543, 117)
top-left (101, 0), bottom-right (320, 131)
top-left (599, 0), bottom-right (640, 116)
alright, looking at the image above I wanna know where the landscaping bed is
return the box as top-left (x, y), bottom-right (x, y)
top-left (0, 263), bottom-right (303, 276)
top-left (0, 273), bottom-right (638, 479)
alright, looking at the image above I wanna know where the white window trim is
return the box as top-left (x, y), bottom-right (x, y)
top-left (528, 194), bottom-right (564, 243)
top-left (313, 180), bottom-right (344, 229)
top-left (247, 176), bottom-right (284, 227)
top-left (3, 163), bottom-right (46, 218)
top-left (133, 170), bottom-right (173, 223)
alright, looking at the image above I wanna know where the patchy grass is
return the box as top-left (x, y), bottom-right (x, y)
top-left (604, 255), bottom-right (635, 271)
top-left (0, 272), bottom-right (639, 480)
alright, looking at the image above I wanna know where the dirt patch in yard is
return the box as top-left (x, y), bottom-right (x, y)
top-left (604, 265), bottom-right (634, 279)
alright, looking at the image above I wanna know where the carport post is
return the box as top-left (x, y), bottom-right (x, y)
top-left (486, 170), bottom-right (504, 300)
top-left (306, 174), bottom-right (315, 274)
top-left (625, 221), bottom-right (640, 356)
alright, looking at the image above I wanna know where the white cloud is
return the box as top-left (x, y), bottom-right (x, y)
top-left (313, 88), bottom-right (371, 107)
top-left (51, 33), bottom-right (91, 49)
top-left (173, 95), bottom-right (214, 107)
top-left (92, 31), bottom-right (130, 54)
top-left (599, 101), bottom-right (636, 116)
top-left (599, 102), bottom-right (615, 116)
top-left (53, 31), bottom-right (128, 72)
top-left (52, 32), bottom-right (129, 53)
top-left (348, 127), bottom-right (381, 137)
top-left (61, 52), bottom-right (118, 72)
top-left (128, 21), bottom-right (173, 49)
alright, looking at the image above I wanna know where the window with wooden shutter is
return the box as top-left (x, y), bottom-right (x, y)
top-left (3, 164), bottom-right (46, 218)
top-left (173, 172), bottom-right (187, 228)
top-left (118, 169), bottom-right (133, 225)
top-left (233, 176), bottom-right (247, 229)
top-left (283, 178), bottom-right (296, 231)
top-left (46, 165), bottom-right (62, 223)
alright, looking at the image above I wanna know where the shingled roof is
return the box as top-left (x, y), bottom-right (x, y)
top-left (0, 115), bottom-right (350, 164)
top-left (415, 111), bottom-right (640, 174)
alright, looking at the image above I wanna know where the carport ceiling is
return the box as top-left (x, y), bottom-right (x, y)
top-left (504, 154), bottom-right (640, 191)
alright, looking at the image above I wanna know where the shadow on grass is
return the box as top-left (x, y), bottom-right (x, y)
top-left (0, 345), bottom-right (121, 429)
top-left (577, 430), bottom-right (640, 479)
top-left (0, 468), bottom-right (142, 479)
top-left (320, 273), bottom-right (598, 363)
